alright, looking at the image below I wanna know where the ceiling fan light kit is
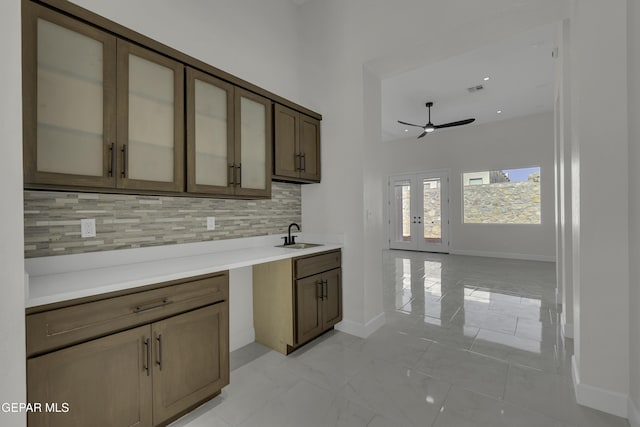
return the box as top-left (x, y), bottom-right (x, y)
top-left (398, 101), bottom-right (475, 139)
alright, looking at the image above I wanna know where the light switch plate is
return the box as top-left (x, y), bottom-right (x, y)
top-left (207, 217), bottom-right (216, 231)
top-left (80, 218), bottom-right (96, 238)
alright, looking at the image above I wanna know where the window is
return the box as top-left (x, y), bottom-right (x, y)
top-left (463, 167), bottom-right (541, 224)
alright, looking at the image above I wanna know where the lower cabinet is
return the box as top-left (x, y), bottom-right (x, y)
top-left (253, 249), bottom-right (342, 354)
top-left (26, 273), bottom-right (229, 427)
top-left (28, 325), bottom-right (153, 427)
top-left (152, 304), bottom-right (228, 425)
top-left (321, 268), bottom-right (343, 329)
top-left (295, 268), bottom-right (342, 345)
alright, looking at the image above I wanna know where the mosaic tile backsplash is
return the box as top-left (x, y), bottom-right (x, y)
top-left (24, 182), bottom-right (301, 258)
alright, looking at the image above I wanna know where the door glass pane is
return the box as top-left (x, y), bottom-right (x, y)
top-left (393, 180), bottom-right (412, 242)
top-left (194, 79), bottom-right (228, 187)
top-left (423, 178), bottom-right (442, 244)
top-left (37, 19), bottom-right (103, 176)
top-left (240, 96), bottom-right (266, 190)
top-left (128, 54), bottom-right (174, 182)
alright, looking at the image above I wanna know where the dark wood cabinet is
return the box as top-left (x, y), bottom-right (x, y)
top-left (273, 104), bottom-right (299, 179)
top-left (152, 304), bottom-right (229, 425)
top-left (321, 268), bottom-right (343, 329)
top-left (186, 68), bottom-right (235, 196)
top-left (23, 0), bottom-right (320, 198)
top-left (299, 114), bottom-right (321, 182)
top-left (28, 325), bottom-right (153, 427)
top-left (22, 2), bottom-right (118, 189)
top-left (234, 88), bottom-right (272, 198)
top-left (273, 103), bottom-right (321, 183)
top-left (116, 40), bottom-right (185, 193)
top-left (253, 249), bottom-right (341, 354)
top-left (186, 70), bottom-right (272, 198)
top-left (23, 2), bottom-right (185, 193)
top-left (295, 268), bottom-right (342, 345)
top-left (26, 273), bottom-right (229, 427)
top-left (295, 273), bottom-right (324, 344)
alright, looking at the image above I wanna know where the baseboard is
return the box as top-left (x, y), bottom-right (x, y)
top-left (449, 249), bottom-right (555, 262)
top-left (336, 312), bottom-right (386, 338)
top-left (571, 355), bottom-right (629, 417)
top-left (229, 327), bottom-right (255, 352)
top-left (561, 312), bottom-right (574, 338)
top-left (629, 397), bottom-right (640, 427)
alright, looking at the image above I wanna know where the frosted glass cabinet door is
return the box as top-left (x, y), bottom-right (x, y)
top-left (22, 3), bottom-right (117, 188)
top-left (186, 68), bottom-right (235, 195)
top-left (234, 88), bottom-right (272, 198)
top-left (117, 40), bottom-right (184, 192)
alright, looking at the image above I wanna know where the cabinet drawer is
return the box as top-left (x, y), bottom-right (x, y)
top-left (26, 272), bottom-right (228, 357)
top-left (294, 250), bottom-right (341, 279)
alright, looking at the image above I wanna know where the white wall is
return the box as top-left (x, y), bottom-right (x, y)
top-left (0, 0), bottom-right (26, 425)
top-left (297, 0), bottom-right (568, 336)
top-left (70, 0), bottom-right (302, 103)
top-left (628, 0), bottom-right (640, 424)
top-left (381, 112), bottom-right (556, 261)
top-left (569, 0), bottom-right (629, 417)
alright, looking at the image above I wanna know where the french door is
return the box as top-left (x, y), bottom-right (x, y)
top-left (388, 170), bottom-right (449, 252)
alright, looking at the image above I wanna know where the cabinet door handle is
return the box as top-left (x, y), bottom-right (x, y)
top-left (237, 163), bottom-right (242, 187)
top-left (108, 143), bottom-right (115, 177)
top-left (121, 144), bottom-right (128, 178)
top-left (156, 334), bottom-right (163, 370)
top-left (144, 338), bottom-right (150, 376)
top-left (228, 164), bottom-right (235, 186)
top-left (317, 281), bottom-right (323, 300)
top-left (295, 153), bottom-right (302, 171)
top-left (133, 298), bottom-right (170, 313)
top-left (323, 280), bottom-right (328, 300)
top-left (301, 153), bottom-right (306, 172)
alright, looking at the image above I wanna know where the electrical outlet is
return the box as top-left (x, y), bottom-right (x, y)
top-left (80, 218), bottom-right (96, 238)
top-left (206, 217), bottom-right (216, 231)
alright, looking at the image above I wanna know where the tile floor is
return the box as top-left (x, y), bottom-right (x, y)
top-left (172, 251), bottom-right (630, 427)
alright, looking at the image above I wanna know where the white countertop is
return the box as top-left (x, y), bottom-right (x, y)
top-left (25, 234), bottom-right (342, 308)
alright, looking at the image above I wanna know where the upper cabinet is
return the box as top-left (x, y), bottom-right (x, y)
top-left (116, 41), bottom-right (184, 192)
top-left (22, 4), bottom-right (117, 188)
top-left (186, 71), bottom-right (271, 198)
top-left (186, 68), bottom-right (235, 196)
top-left (23, 2), bottom-right (184, 193)
top-left (234, 88), bottom-right (272, 198)
top-left (273, 103), bottom-right (321, 183)
top-left (22, 0), bottom-right (319, 198)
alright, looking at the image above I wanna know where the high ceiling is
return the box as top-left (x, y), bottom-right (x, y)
top-left (381, 24), bottom-right (558, 142)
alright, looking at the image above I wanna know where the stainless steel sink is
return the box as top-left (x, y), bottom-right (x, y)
top-left (275, 243), bottom-right (323, 249)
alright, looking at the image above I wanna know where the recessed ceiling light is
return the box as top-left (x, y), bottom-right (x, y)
top-left (497, 110), bottom-right (502, 114)
top-left (483, 76), bottom-right (490, 81)
top-left (404, 129), bottom-right (409, 132)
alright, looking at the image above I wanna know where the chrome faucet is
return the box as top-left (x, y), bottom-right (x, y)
top-left (283, 223), bottom-right (300, 246)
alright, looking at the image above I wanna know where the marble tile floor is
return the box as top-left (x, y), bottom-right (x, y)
top-left (171, 251), bottom-right (629, 427)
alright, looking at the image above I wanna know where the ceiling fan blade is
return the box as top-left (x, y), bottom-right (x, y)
top-left (433, 118), bottom-right (475, 129)
top-left (417, 131), bottom-right (427, 139)
top-left (398, 120), bottom-right (426, 128)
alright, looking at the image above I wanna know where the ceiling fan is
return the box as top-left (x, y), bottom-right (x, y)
top-left (398, 102), bottom-right (475, 139)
